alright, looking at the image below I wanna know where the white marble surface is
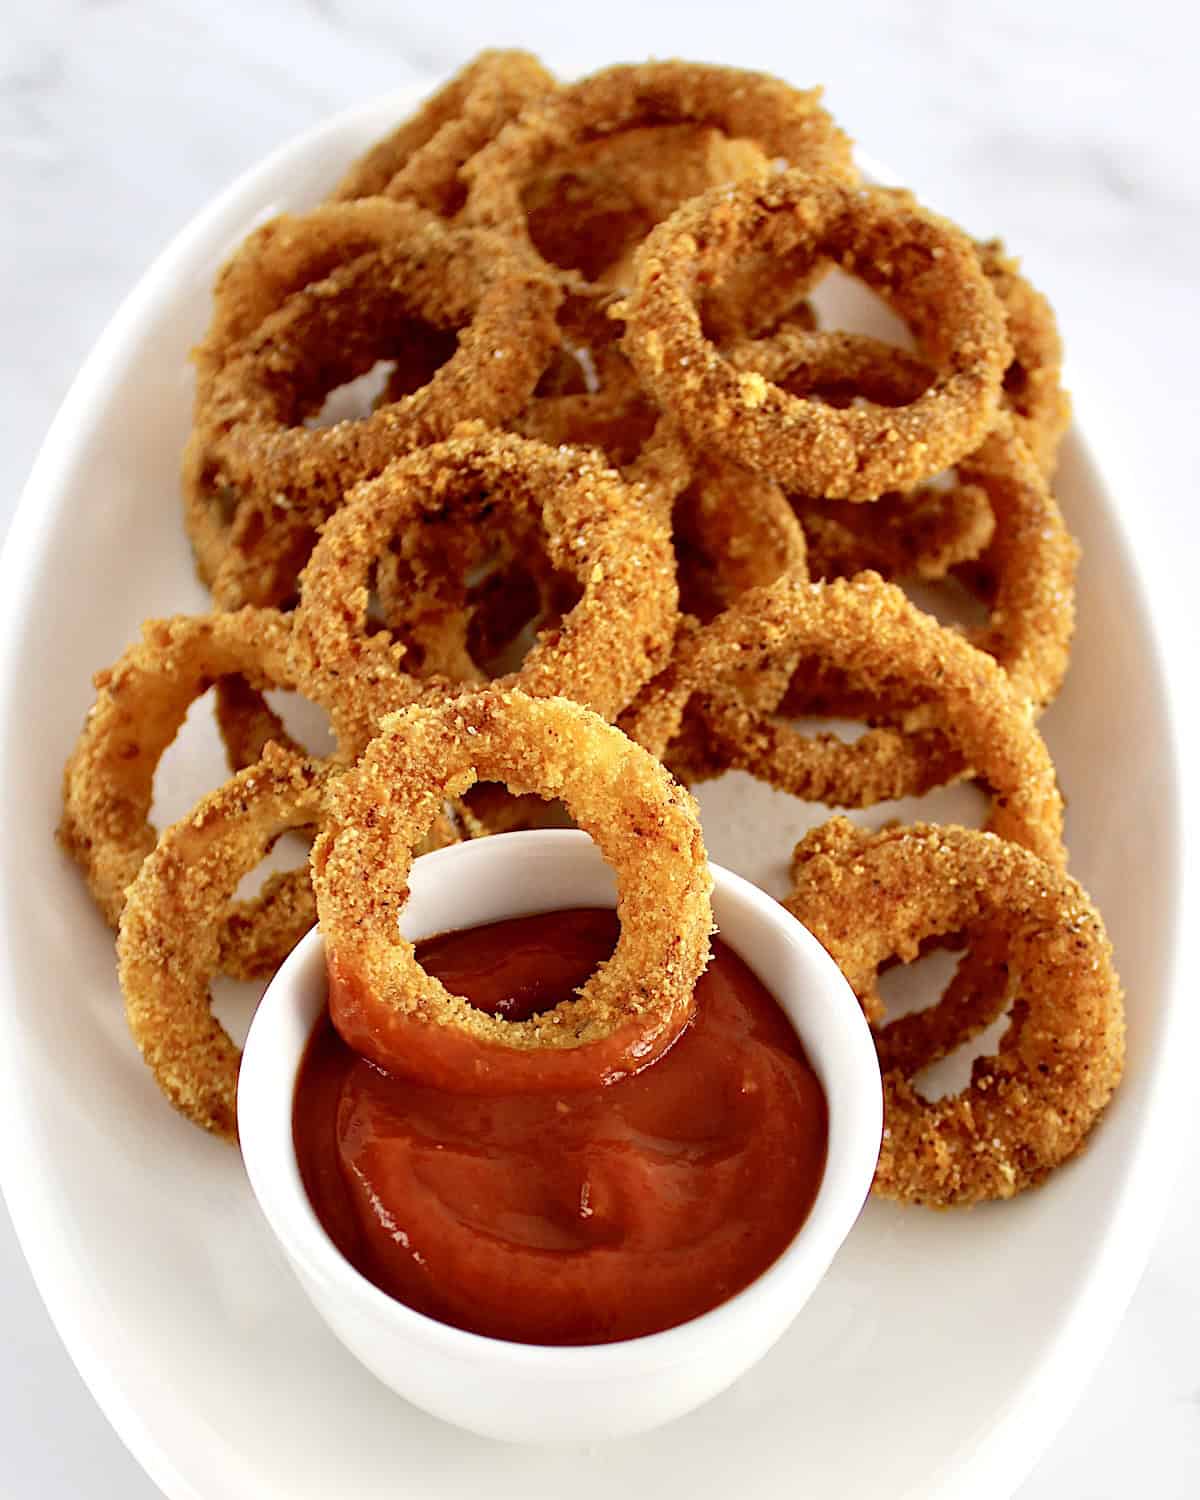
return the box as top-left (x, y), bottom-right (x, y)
top-left (2, 1), bottom-right (1197, 1495)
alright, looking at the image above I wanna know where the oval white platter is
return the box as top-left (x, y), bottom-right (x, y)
top-left (0, 79), bottom-right (1185, 1500)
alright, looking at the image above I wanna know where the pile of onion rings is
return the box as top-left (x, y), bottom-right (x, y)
top-left (58, 48), bottom-right (1118, 1212)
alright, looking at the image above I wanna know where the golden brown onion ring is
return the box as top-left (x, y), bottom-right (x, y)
top-left (188, 209), bottom-right (561, 605)
top-left (462, 60), bottom-right (854, 260)
top-left (311, 689), bottom-right (712, 1093)
top-left (117, 746), bottom-right (330, 1139)
top-left (289, 427), bottom-right (678, 727)
top-left (784, 819), bottom-right (1124, 1206)
top-left (619, 174), bottom-right (1011, 500)
top-left (621, 572), bottom-right (1065, 864)
top-left (58, 611), bottom-right (389, 940)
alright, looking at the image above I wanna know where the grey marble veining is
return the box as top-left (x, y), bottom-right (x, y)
top-left (2, 2), bottom-right (1197, 1496)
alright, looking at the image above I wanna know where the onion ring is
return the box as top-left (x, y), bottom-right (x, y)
top-left (188, 208), bottom-right (561, 607)
top-left (463, 60), bottom-right (854, 264)
top-left (311, 689), bottom-right (713, 1092)
top-left (621, 571), bottom-right (1065, 864)
top-left (619, 173), bottom-right (1011, 500)
top-left (117, 746), bottom-right (330, 1139)
top-left (289, 427), bottom-right (679, 726)
top-left (58, 610), bottom-right (386, 939)
top-left (332, 50), bottom-right (557, 213)
top-left (520, 124), bottom-right (771, 289)
top-left (784, 819), bottom-right (1124, 1205)
top-left (193, 199), bottom-right (465, 400)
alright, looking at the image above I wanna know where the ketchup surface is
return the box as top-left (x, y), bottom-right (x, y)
top-left (293, 908), bottom-right (828, 1346)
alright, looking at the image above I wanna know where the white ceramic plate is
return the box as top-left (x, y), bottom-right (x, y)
top-left (0, 81), bottom-right (1184, 1500)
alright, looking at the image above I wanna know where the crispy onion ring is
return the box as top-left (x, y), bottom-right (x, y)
top-left (520, 124), bottom-right (770, 289)
top-left (193, 199), bottom-right (463, 399)
top-left (619, 173), bottom-right (1011, 500)
top-left (187, 208), bottom-right (561, 607)
top-left (784, 819), bottom-right (1124, 1206)
top-left (117, 746), bottom-right (330, 1139)
top-left (289, 427), bottom-right (679, 725)
top-left (57, 611), bottom-right (387, 952)
top-left (462, 61), bottom-right (854, 256)
top-left (725, 327), bottom-right (1075, 688)
top-left (332, 50), bottom-right (557, 213)
top-left (311, 689), bottom-right (713, 1093)
top-left (621, 572), bottom-right (1065, 864)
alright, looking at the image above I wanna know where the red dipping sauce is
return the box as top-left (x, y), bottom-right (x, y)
top-left (293, 908), bottom-right (827, 1346)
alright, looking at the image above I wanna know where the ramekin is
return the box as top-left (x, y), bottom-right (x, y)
top-left (238, 828), bottom-right (882, 1442)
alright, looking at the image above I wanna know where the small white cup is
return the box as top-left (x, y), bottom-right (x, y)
top-left (239, 829), bottom-right (882, 1442)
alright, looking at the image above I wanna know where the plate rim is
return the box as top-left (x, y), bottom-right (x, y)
top-left (0, 78), bottom-right (1190, 1500)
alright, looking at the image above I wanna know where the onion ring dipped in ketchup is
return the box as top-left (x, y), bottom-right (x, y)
top-left (310, 689), bottom-right (714, 1093)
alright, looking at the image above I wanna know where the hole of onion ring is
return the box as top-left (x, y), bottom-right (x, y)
top-left (417, 905), bottom-right (619, 1024)
top-left (375, 524), bottom-right (584, 685)
top-left (152, 686), bottom-right (240, 834)
top-left (902, 575), bottom-right (992, 634)
top-left (304, 325), bottom-right (460, 430)
top-left (808, 267), bottom-right (918, 350)
top-left (259, 688), bottom-right (337, 759)
top-left (210, 974), bottom-right (265, 1050)
top-left (876, 943), bottom-right (1016, 1102)
top-left (458, 783), bottom-right (576, 839)
top-left (209, 832), bottom-right (315, 1046)
top-left (521, 142), bottom-right (663, 282)
top-left (910, 1008), bottom-right (1014, 1103)
top-left (305, 359), bottom-right (397, 429)
top-left (877, 943), bottom-right (964, 1022)
top-left (229, 829), bottom-right (312, 905)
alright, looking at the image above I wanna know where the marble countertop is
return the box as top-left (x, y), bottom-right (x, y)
top-left (3, 1), bottom-right (1197, 1494)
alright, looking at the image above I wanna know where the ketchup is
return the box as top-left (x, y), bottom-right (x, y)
top-left (294, 908), bottom-right (827, 1346)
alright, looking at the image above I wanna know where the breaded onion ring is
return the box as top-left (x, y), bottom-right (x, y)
top-left (462, 60), bottom-right (854, 256)
top-left (57, 611), bottom-right (389, 945)
top-left (311, 689), bottom-right (713, 1092)
top-left (520, 124), bottom-right (770, 289)
top-left (619, 174), bottom-right (1011, 500)
top-left (117, 746), bottom-right (330, 1139)
top-left (333, 50), bottom-right (557, 213)
top-left (621, 572), bottom-right (1065, 864)
top-left (784, 819), bottom-right (1124, 1205)
top-left (188, 208), bottom-right (561, 606)
top-left (706, 323), bottom-right (991, 590)
top-left (193, 199), bottom-right (463, 399)
top-left (290, 427), bottom-right (679, 725)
